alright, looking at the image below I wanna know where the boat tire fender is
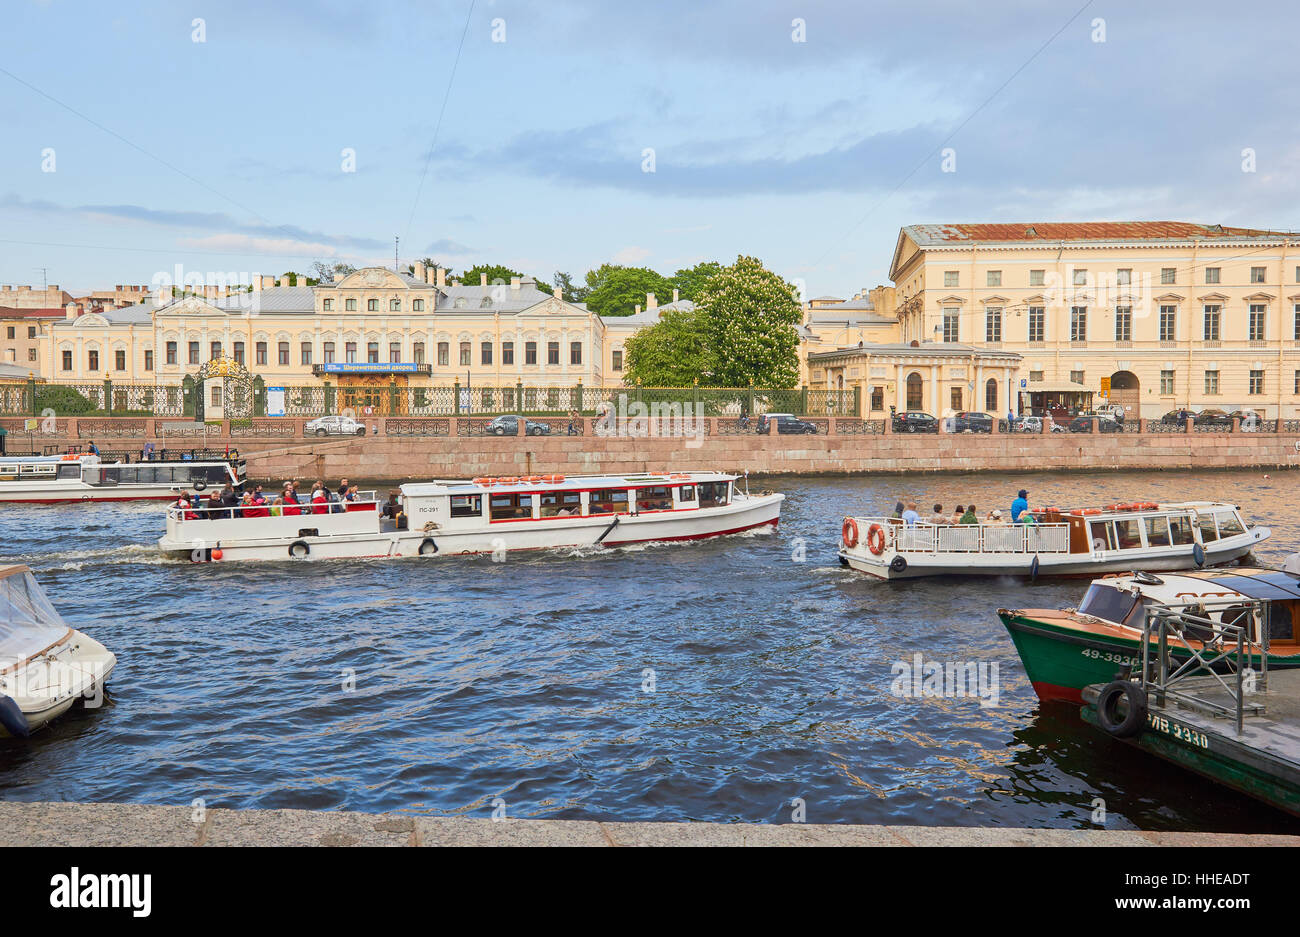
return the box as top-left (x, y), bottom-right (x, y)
top-left (418, 538), bottom-right (438, 556)
top-left (889, 555), bottom-right (907, 574)
top-left (1096, 681), bottom-right (1147, 738)
top-left (866, 523), bottom-right (886, 555)
top-left (1192, 543), bottom-right (1206, 567)
top-left (193, 479), bottom-right (207, 491)
top-left (289, 540), bottom-right (310, 559)
top-left (0, 694), bottom-right (30, 739)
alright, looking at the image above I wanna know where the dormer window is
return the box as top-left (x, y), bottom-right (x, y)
top-left (454, 298), bottom-right (468, 309)
top-left (480, 296), bottom-right (493, 308)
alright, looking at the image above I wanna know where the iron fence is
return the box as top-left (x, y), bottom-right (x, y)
top-left (836, 419), bottom-right (885, 435)
top-left (386, 419), bottom-right (452, 437)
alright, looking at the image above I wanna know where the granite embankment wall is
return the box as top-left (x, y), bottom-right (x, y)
top-left (238, 431), bottom-right (1300, 482)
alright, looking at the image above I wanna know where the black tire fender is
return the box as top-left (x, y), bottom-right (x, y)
top-left (889, 555), bottom-right (908, 574)
top-left (1096, 680), bottom-right (1147, 738)
top-left (289, 540), bottom-right (310, 558)
top-left (418, 538), bottom-right (438, 556)
top-left (192, 479), bottom-right (207, 491)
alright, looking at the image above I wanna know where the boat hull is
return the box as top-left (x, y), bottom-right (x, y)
top-left (0, 635), bottom-right (116, 737)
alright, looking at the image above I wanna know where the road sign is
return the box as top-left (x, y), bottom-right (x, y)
top-left (1020, 379), bottom-right (1027, 388)
top-left (1099, 376), bottom-right (1111, 397)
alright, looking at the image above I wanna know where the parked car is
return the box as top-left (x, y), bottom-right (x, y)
top-left (758, 413), bottom-right (818, 434)
top-left (1014, 416), bottom-right (1066, 434)
top-left (1067, 415), bottom-right (1122, 433)
top-left (1193, 408), bottom-right (1233, 427)
top-left (1097, 404), bottom-right (1126, 422)
top-left (486, 415), bottom-right (551, 436)
top-left (892, 411), bottom-right (939, 433)
top-left (1160, 408), bottom-right (1195, 425)
top-left (1229, 409), bottom-right (1263, 429)
top-left (305, 415), bottom-right (365, 437)
top-left (951, 411), bottom-right (993, 433)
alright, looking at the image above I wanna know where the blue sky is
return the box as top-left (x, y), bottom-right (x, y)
top-left (2, 0), bottom-right (1297, 298)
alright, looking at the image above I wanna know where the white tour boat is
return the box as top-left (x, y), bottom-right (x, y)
top-left (838, 501), bottom-right (1269, 580)
top-left (0, 453), bottom-right (244, 504)
top-left (159, 471), bottom-right (784, 562)
top-left (0, 564), bottom-right (117, 738)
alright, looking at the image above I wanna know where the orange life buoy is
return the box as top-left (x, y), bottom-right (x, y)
top-left (521, 475), bottom-right (543, 484)
top-left (842, 517), bottom-right (859, 548)
top-left (540, 473), bottom-right (565, 483)
top-left (867, 523), bottom-right (887, 555)
top-left (497, 476), bottom-right (519, 485)
top-left (1082, 508), bottom-right (1101, 515)
top-left (1141, 502), bottom-right (1159, 510)
top-left (473, 477), bottom-right (497, 487)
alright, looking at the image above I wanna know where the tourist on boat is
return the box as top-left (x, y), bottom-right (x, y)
top-left (219, 483), bottom-right (238, 518)
top-left (311, 483), bottom-right (329, 515)
top-left (985, 509), bottom-right (1005, 525)
top-left (891, 501), bottom-right (904, 519)
top-left (928, 504), bottom-right (945, 525)
top-left (1018, 509), bottom-right (1037, 525)
top-left (176, 494), bottom-right (197, 521)
top-left (381, 490), bottom-right (404, 526)
top-left (950, 505), bottom-right (965, 525)
top-left (282, 491), bottom-right (301, 517)
top-left (959, 505), bottom-right (978, 524)
top-left (88, 440), bottom-right (100, 457)
top-left (336, 477), bottom-right (350, 500)
top-left (206, 489), bottom-right (223, 520)
top-left (1011, 489), bottom-right (1029, 523)
top-left (902, 501), bottom-right (920, 525)
top-left (143, 441), bottom-right (155, 461)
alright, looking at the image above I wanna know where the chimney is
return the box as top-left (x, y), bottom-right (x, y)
top-left (480, 273), bottom-right (488, 287)
top-left (673, 288), bottom-right (679, 303)
top-left (19, 285), bottom-right (31, 291)
top-left (436, 267), bottom-right (446, 288)
top-left (510, 276), bottom-right (520, 291)
top-left (635, 304), bottom-right (641, 315)
top-left (115, 284), bottom-right (122, 290)
top-left (278, 276), bottom-right (289, 288)
top-left (646, 292), bottom-right (657, 310)
top-left (252, 276), bottom-right (263, 292)
top-left (49, 284), bottom-right (59, 291)
top-left (65, 302), bottom-right (77, 321)
top-left (414, 261), bottom-right (426, 282)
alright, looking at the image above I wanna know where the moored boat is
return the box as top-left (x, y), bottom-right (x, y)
top-left (1001, 560), bottom-right (1300, 704)
top-left (838, 501), bottom-right (1268, 580)
top-left (0, 453), bottom-right (244, 504)
top-left (0, 564), bottom-right (116, 738)
top-left (158, 471), bottom-right (783, 562)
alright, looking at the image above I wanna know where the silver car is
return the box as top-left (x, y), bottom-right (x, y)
top-left (304, 415), bottom-right (366, 436)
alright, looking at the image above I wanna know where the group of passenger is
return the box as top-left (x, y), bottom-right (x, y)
top-left (175, 477), bottom-right (371, 519)
top-left (891, 489), bottom-right (1037, 527)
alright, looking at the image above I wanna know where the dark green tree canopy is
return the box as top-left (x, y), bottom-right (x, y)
top-left (584, 266), bottom-right (676, 318)
top-left (697, 255), bottom-right (802, 388)
top-left (622, 307), bottom-right (714, 386)
top-left (460, 264), bottom-right (553, 294)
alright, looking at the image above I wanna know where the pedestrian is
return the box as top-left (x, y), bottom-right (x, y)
top-left (143, 441), bottom-right (155, 461)
top-left (901, 501), bottom-right (920, 526)
top-left (88, 439), bottom-right (100, 457)
top-left (1011, 489), bottom-right (1029, 523)
top-left (959, 504), bottom-right (978, 524)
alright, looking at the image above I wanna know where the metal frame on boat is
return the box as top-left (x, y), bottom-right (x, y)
top-left (0, 453), bottom-right (244, 504)
top-left (839, 501), bottom-right (1268, 580)
top-left (158, 471), bottom-right (784, 562)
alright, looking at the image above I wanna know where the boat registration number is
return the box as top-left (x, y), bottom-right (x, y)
top-left (1080, 648), bottom-right (1138, 669)
top-left (1146, 712), bottom-right (1210, 749)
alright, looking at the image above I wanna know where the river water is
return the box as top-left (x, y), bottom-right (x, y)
top-left (1, 467), bottom-right (1298, 831)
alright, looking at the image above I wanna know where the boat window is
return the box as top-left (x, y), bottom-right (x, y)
top-left (1197, 513), bottom-right (1219, 542)
top-left (1215, 512), bottom-right (1245, 536)
top-left (677, 485), bottom-right (696, 504)
top-left (1112, 518), bottom-right (1142, 549)
top-left (490, 493), bottom-right (531, 520)
top-left (57, 463), bottom-right (80, 479)
top-left (1088, 520), bottom-right (1116, 551)
top-left (449, 494), bottom-right (482, 518)
top-left (698, 481), bottom-right (729, 508)
top-left (1167, 514), bottom-right (1195, 545)
top-left (1144, 516), bottom-right (1171, 547)
top-left (188, 465), bottom-right (226, 484)
top-left (636, 486), bottom-right (673, 512)
top-left (1270, 602), bottom-right (1298, 642)
top-left (539, 491), bottom-right (581, 517)
top-left (1078, 584), bottom-right (1142, 625)
top-left (588, 488), bottom-right (629, 515)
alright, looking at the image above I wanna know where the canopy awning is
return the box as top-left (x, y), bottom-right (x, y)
top-left (0, 566), bottom-right (69, 670)
top-left (1022, 381), bottom-right (1092, 394)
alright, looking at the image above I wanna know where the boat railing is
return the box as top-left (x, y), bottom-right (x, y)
top-left (855, 517), bottom-right (1070, 555)
top-left (1139, 598), bottom-right (1272, 735)
top-left (167, 490), bottom-right (382, 523)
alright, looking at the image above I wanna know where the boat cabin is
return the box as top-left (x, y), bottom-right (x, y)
top-left (0, 455), bottom-right (238, 489)
top-left (1062, 502), bottom-right (1248, 554)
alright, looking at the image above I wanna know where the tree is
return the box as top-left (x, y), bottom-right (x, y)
top-left (669, 261), bottom-right (722, 303)
top-left (553, 271), bottom-right (589, 303)
top-left (458, 264), bottom-right (552, 294)
top-left (623, 306), bottom-right (714, 386)
top-left (584, 266), bottom-right (675, 317)
top-left (311, 261), bottom-right (355, 281)
top-left (697, 255), bottom-right (802, 388)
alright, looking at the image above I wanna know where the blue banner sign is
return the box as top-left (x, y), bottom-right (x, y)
top-left (318, 362), bottom-right (423, 374)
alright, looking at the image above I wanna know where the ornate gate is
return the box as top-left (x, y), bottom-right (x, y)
top-left (192, 355), bottom-right (255, 422)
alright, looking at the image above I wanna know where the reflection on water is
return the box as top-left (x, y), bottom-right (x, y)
top-left (0, 467), bottom-right (1297, 831)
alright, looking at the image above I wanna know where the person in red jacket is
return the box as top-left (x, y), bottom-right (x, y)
top-left (281, 482), bottom-right (301, 517)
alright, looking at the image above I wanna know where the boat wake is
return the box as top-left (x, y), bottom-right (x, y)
top-left (0, 542), bottom-right (169, 570)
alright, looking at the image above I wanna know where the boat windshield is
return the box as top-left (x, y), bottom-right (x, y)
top-left (0, 569), bottom-right (68, 669)
top-left (1215, 511), bottom-right (1245, 536)
top-left (1077, 584), bottom-right (1146, 626)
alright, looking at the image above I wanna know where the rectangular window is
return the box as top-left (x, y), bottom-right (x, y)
top-left (166, 341), bottom-right (177, 365)
top-left (345, 342), bottom-right (357, 363)
top-left (481, 342), bottom-right (492, 365)
top-left (944, 271), bottom-right (958, 288)
top-left (1029, 269), bottom-right (1044, 286)
top-left (301, 343), bottom-right (312, 365)
top-left (1295, 304), bottom-right (1300, 340)
top-left (233, 341), bottom-right (245, 365)
top-left (278, 342), bottom-right (290, 366)
top-left (588, 488), bottom-right (630, 516)
top-left (985, 306), bottom-right (1002, 343)
top-left (1029, 370), bottom-right (1043, 382)
top-left (323, 342), bottom-right (335, 363)
top-left (1070, 306), bottom-right (1087, 342)
top-left (547, 341), bottom-right (560, 365)
top-left (1295, 370), bottom-right (1300, 395)
top-left (1251, 266), bottom-right (1266, 283)
top-left (1161, 267), bottom-right (1176, 284)
top-left (27, 326), bottom-right (35, 339)
top-left (210, 341), bottom-right (222, 361)
top-left (88, 350), bottom-right (99, 371)
top-left (144, 350), bottom-right (153, 371)
top-left (1205, 370), bottom-right (1220, 394)
top-left (449, 494), bottom-right (482, 518)
top-left (459, 342), bottom-right (471, 366)
top-left (255, 342), bottom-right (267, 365)
top-left (1203, 305), bottom-right (1221, 341)
top-left (1070, 369), bottom-right (1084, 385)
top-left (1114, 306), bottom-right (1132, 342)
top-left (390, 299), bottom-right (401, 311)
top-left (5, 327), bottom-right (12, 339)
top-left (986, 270), bottom-right (1001, 287)
top-left (1116, 268), bottom-right (1131, 285)
top-left (942, 308), bottom-right (959, 342)
top-left (367, 342), bottom-right (379, 363)
top-left (27, 348), bottom-right (36, 361)
top-left (1072, 269), bottom-right (1087, 286)
top-left (413, 342), bottom-right (425, 365)
top-left (1205, 267), bottom-right (1220, 284)
top-left (412, 299), bottom-right (424, 312)
top-left (114, 349), bottom-right (126, 370)
top-left (1250, 369), bottom-right (1264, 395)
top-left (188, 342), bottom-right (200, 365)
top-left (1249, 304), bottom-right (1266, 340)
top-left (1160, 369), bottom-right (1175, 394)
top-left (367, 299), bottom-right (378, 311)
top-left (539, 491), bottom-right (582, 518)
top-left (437, 342), bottom-right (449, 366)
top-left (323, 299), bottom-right (333, 311)
top-left (345, 299), bottom-right (356, 311)
top-left (570, 341), bottom-right (582, 365)
top-left (612, 349), bottom-right (623, 371)
top-left (501, 342), bottom-right (513, 365)
top-left (61, 349), bottom-right (72, 371)
top-left (390, 342), bottom-right (401, 364)
top-left (1027, 306), bottom-right (1045, 343)
top-left (1159, 305), bottom-right (1177, 341)
top-left (525, 341), bottom-right (537, 365)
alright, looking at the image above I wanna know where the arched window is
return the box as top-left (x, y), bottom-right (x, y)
top-left (906, 372), bottom-right (923, 410)
top-left (985, 377), bottom-right (998, 412)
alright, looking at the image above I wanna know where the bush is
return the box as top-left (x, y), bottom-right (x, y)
top-left (35, 385), bottom-right (97, 415)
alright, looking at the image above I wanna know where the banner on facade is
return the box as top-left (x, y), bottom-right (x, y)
top-left (267, 386), bottom-right (286, 417)
top-left (317, 362), bottom-right (422, 374)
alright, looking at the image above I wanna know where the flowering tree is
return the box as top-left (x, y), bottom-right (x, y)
top-left (698, 255), bottom-right (802, 388)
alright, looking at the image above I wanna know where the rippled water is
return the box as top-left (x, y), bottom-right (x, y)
top-left (1, 467), bottom-right (1298, 831)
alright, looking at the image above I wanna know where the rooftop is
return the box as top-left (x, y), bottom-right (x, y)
top-left (903, 222), bottom-right (1291, 246)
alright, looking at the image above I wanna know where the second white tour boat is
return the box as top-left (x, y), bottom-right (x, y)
top-left (838, 501), bottom-right (1269, 580)
top-left (159, 471), bottom-right (783, 562)
top-left (0, 453), bottom-right (244, 504)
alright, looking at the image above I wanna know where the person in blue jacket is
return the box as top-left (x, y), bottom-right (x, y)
top-left (1010, 489), bottom-right (1029, 523)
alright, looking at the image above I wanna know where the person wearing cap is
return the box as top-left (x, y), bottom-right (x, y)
top-left (1011, 489), bottom-right (1029, 523)
top-left (985, 509), bottom-right (1005, 525)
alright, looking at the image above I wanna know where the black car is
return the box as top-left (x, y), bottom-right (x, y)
top-left (758, 413), bottom-right (817, 434)
top-left (952, 411), bottom-right (993, 433)
top-left (892, 411), bottom-right (939, 433)
top-left (486, 415), bottom-right (551, 436)
top-left (1193, 408), bottom-right (1233, 427)
top-left (1161, 408), bottom-right (1195, 425)
top-left (1067, 415), bottom-right (1122, 433)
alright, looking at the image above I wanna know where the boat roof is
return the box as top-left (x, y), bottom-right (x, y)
top-left (0, 455), bottom-right (232, 467)
top-left (1097, 567), bottom-right (1300, 602)
top-left (402, 470), bottom-right (735, 496)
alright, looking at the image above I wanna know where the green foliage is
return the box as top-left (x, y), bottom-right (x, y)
top-left (585, 266), bottom-right (676, 317)
top-left (669, 261), bottom-right (723, 302)
top-left (623, 307), bottom-right (714, 386)
top-left (311, 261), bottom-right (356, 281)
top-left (553, 271), bottom-right (589, 303)
top-left (35, 384), bottom-right (96, 415)
top-left (461, 264), bottom-right (553, 294)
top-left (697, 255), bottom-right (802, 388)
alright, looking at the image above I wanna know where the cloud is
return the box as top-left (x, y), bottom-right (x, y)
top-left (423, 237), bottom-right (475, 254)
top-left (611, 246), bottom-right (651, 264)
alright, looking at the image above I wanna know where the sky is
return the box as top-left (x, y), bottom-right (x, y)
top-left (2, 0), bottom-right (1298, 299)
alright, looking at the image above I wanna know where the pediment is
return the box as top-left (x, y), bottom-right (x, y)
top-left (157, 296), bottom-right (224, 316)
top-left (936, 294), bottom-right (965, 305)
top-left (334, 267), bottom-right (410, 290)
top-left (517, 296), bottom-right (586, 317)
top-left (73, 312), bottom-right (110, 328)
top-left (1197, 292), bottom-right (1230, 303)
top-left (1154, 293), bottom-right (1184, 303)
top-left (980, 294), bottom-right (1009, 304)
top-left (1244, 292), bottom-right (1275, 302)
